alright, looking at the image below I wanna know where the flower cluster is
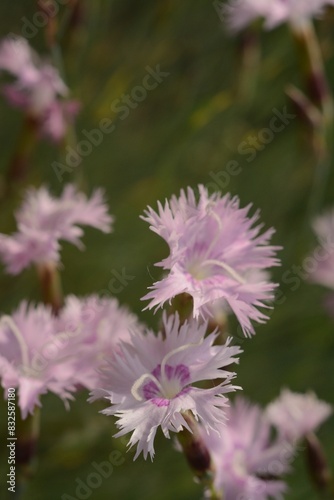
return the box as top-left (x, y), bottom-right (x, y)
top-left (1, 9), bottom-right (333, 500)
top-left (0, 35), bottom-right (79, 141)
top-left (201, 397), bottom-right (291, 500)
top-left (0, 295), bottom-right (139, 419)
top-left (0, 184), bottom-right (113, 274)
top-left (200, 391), bottom-right (332, 499)
top-left (141, 185), bottom-right (280, 337)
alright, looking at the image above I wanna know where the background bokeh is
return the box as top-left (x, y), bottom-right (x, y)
top-left (0, 1), bottom-right (333, 499)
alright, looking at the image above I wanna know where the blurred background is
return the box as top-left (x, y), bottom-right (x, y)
top-left (0, 1), bottom-right (333, 499)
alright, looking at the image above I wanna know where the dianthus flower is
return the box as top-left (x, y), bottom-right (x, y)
top-left (0, 35), bottom-right (79, 141)
top-left (201, 397), bottom-right (291, 500)
top-left (89, 312), bottom-right (242, 460)
top-left (0, 184), bottom-right (113, 274)
top-left (309, 209), bottom-right (334, 290)
top-left (142, 186), bottom-right (280, 336)
top-left (223, 0), bottom-right (334, 32)
top-left (266, 389), bottom-right (332, 442)
top-left (56, 294), bottom-right (142, 389)
top-left (0, 302), bottom-right (79, 418)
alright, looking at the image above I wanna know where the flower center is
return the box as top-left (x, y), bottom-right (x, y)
top-left (142, 364), bottom-right (190, 404)
top-left (232, 449), bottom-right (248, 478)
top-left (185, 209), bottom-right (246, 284)
top-left (131, 340), bottom-right (202, 406)
top-left (187, 259), bottom-right (212, 280)
top-left (187, 258), bottom-right (245, 284)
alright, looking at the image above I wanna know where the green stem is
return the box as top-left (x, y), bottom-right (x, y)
top-left (305, 432), bottom-right (334, 498)
top-left (292, 20), bottom-right (334, 126)
top-left (57, 0), bottom-right (83, 45)
top-left (166, 293), bottom-right (194, 325)
top-left (37, 262), bottom-right (64, 315)
top-left (177, 412), bottom-right (221, 499)
top-left (14, 408), bottom-right (41, 500)
top-left (5, 116), bottom-right (38, 189)
top-left (291, 20), bottom-right (333, 217)
top-left (306, 123), bottom-right (332, 220)
top-left (234, 26), bottom-right (260, 105)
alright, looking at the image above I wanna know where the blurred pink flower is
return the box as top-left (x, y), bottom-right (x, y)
top-left (266, 389), bottom-right (332, 442)
top-left (309, 209), bottom-right (334, 290)
top-left (0, 302), bottom-right (79, 418)
top-left (223, 0), bottom-right (334, 32)
top-left (141, 185), bottom-right (281, 337)
top-left (0, 35), bottom-right (79, 141)
top-left (56, 294), bottom-right (142, 389)
top-left (42, 100), bottom-right (81, 142)
top-left (202, 397), bottom-right (291, 500)
top-left (0, 184), bottom-right (113, 274)
top-left (0, 36), bottom-right (39, 84)
top-left (0, 295), bottom-right (140, 418)
top-left (89, 312), bottom-right (242, 460)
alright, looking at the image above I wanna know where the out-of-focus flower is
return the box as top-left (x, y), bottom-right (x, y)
top-left (309, 209), bottom-right (334, 290)
top-left (0, 36), bottom-right (40, 84)
top-left (38, 99), bottom-right (80, 143)
top-left (0, 184), bottom-right (113, 274)
top-left (201, 397), bottom-right (291, 500)
top-left (266, 389), bottom-right (332, 442)
top-left (89, 312), bottom-right (242, 460)
top-left (0, 35), bottom-right (79, 141)
top-left (0, 302), bottom-right (79, 418)
top-left (141, 185), bottom-right (280, 337)
top-left (56, 294), bottom-right (142, 389)
top-left (0, 295), bottom-right (139, 418)
top-left (223, 0), bottom-right (334, 32)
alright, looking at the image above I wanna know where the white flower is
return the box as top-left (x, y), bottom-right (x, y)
top-left (89, 312), bottom-right (242, 460)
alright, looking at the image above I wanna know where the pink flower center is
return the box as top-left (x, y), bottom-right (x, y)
top-left (142, 363), bottom-right (190, 407)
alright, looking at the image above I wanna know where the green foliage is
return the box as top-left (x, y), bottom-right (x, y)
top-left (0, 1), bottom-right (333, 498)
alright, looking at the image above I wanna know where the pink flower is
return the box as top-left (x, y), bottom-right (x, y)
top-left (89, 312), bottom-right (242, 460)
top-left (309, 209), bottom-right (334, 290)
top-left (0, 184), bottom-right (113, 274)
top-left (0, 35), bottom-right (79, 141)
top-left (0, 302), bottom-right (79, 418)
top-left (223, 0), bottom-right (334, 32)
top-left (141, 186), bottom-right (280, 337)
top-left (266, 389), bottom-right (332, 442)
top-left (0, 294), bottom-right (141, 418)
top-left (41, 100), bottom-right (81, 142)
top-left (56, 295), bottom-right (142, 389)
top-left (201, 397), bottom-right (291, 500)
top-left (223, 0), bottom-right (285, 32)
top-left (0, 36), bottom-right (39, 84)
